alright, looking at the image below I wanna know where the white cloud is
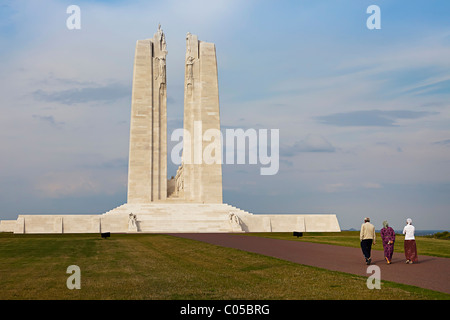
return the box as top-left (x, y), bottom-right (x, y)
top-left (34, 170), bottom-right (127, 198)
top-left (281, 134), bottom-right (335, 156)
top-left (362, 182), bottom-right (382, 189)
top-left (322, 183), bottom-right (346, 193)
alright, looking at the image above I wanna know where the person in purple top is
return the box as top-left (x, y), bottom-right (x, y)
top-left (380, 220), bottom-right (395, 264)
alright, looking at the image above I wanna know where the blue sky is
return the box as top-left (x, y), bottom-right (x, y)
top-left (0, 0), bottom-right (449, 230)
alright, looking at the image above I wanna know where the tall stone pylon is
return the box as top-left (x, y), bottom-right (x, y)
top-left (181, 33), bottom-right (223, 203)
top-left (127, 25), bottom-right (168, 203)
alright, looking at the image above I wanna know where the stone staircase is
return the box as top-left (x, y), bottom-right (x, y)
top-left (102, 202), bottom-right (253, 233)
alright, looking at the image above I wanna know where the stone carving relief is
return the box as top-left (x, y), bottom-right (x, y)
top-left (128, 213), bottom-right (138, 232)
top-left (154, 57), bottom-right (166, 84)
top-left (175, 163), bottom-right (184, 196)
top-left (186, 56), bottom-right (194, 84)
top-left (186, 55), bottom-right (194, 96)
top-left (186, 32), bottom-right (192, 57)
top-left (157, 24), bottom-right (167, 52)
top-left (159, 57), bottom-right (166, 84)
top-left (229, 212), bottom-right (243, 232)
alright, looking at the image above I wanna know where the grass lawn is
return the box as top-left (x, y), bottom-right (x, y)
top-left (0, 232), bottom-right (448, 300)
top-left (241, 231), bottom-right (450, 258)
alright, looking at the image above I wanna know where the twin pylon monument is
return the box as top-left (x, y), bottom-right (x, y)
top-left (0, 26), bottom-right (340, 234)
top-left (127, 26), bottom-right (223, 205)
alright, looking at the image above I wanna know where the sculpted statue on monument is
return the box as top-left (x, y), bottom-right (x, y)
top-left (128, 213), bottom-right (138, 231)
top-left (159, 57), bottom-right (166, 83)
top-left (156, 23), bottom-right (167, 52)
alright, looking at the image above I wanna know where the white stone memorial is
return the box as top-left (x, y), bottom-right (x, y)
top-left (0, 26), bottom-right (340, 234)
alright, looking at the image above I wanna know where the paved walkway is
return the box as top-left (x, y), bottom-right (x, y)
top-left (169, 233), bottom-right (450, 294)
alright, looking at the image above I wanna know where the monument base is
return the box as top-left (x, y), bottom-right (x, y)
top-left (0, 203), bottom-right (340, 234)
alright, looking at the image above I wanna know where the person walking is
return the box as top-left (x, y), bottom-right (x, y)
top-left (403, 218), bottom-right (418, 264)
top-left (360, 217), bottom-right (376, 265)
top-left (380, 220), bottom-right (395, 264)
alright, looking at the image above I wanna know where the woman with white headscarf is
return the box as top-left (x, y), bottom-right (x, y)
top-left (403, 218), bottom-right (418, 263)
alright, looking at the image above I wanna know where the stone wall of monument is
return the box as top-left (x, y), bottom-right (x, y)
top-left (10, 214), bottom-right (128, 234)
top-left (127, 26), bottom-right (167, 203)
top-left (182, 33), bottom-right (223, 203)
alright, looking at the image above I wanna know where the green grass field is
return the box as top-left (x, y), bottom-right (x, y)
top-left (0, 232), bottom-right (449, 300)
